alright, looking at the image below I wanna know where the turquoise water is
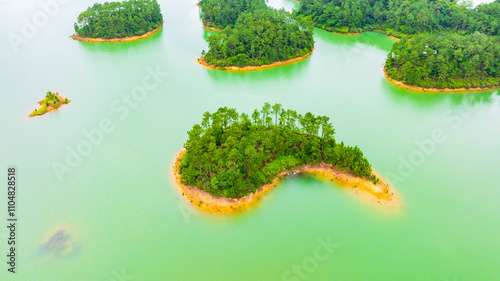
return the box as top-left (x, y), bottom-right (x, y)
top-left (1, 0), bottom-right (500, 280)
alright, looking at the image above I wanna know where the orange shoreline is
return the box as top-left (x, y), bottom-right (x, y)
top-left (29, 94), bottom-right (69, 118)
top-left (71, 25), bottom-right (162, 42)
top-left (383, 66), bottom-right (499, 93)
top-left (202, 24), bottom-right (222, 31)
top-left (386, 35), bottom-right (401, 41)
top-left (197, 51), bottom-right (313, 71)
top-left (173, 150), bottom-right (399, 214)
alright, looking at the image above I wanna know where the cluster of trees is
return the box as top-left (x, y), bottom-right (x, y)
top-left (74, 0), bottom-right (163, 39)
top-left (294, 0), bottom-right (500, 36)
top-left (198, 0), bottom-right (267, 29)
top-left (198, 0), bottom-right (314, 67)
top-left (204, 9), bottom-right (314, 67)
top-left (179, 104), bottom-right (375, 198)
top-left (30, 91), bottom-right (70, 117)
top-left (293, 0), bottom-right (500, 89)
top-left (385, 32), bottom-right (500, 89)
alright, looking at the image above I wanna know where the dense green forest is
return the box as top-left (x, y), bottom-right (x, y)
top-left (198, 0), bottom-right (267, 29)
top-left (294, 0), bottom-right (500, 36)
top-left (179, 104), bottom-right (376, 198)
top-left (74, 0), bottom-right (163, 39)
top-left (385, 32), bottom-right (500, 89)
top-left (203, 8), bottom-right (314, 67)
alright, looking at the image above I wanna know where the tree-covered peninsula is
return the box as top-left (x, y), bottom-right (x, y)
top-left (201, 8), bottom-right (314, 68)
top-left (198, 0), bottom-right (267, 29)
top-left (178, 104), bottom-right (381, 199)
top-left (73, 0), bottom-right (163, 40)
top-left (384, 33), bottom-right (500, 90)
top-left (30, 92), bottom-right (70, 117)
top-left (294, 0), bottom-right (500, 37)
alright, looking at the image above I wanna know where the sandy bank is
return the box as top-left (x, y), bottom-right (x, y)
top-left (383, 67), bottom-right (499, 93)
top-left (71, 25), bottom-right (162, 42)
top-left (29, 94), bottom-right (69, 118)
top-left (202, 23), bottom-right (222, 31)
top-left (386, 35), bottom-right (401, 41)
top-left (197, 51), bottom-right (312, 71)
top-left (174, 150), bottom-right (399, 214)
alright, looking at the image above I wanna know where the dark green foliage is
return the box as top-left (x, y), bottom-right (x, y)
top-left (74, 0), bottom-right (163, 39)
top-left (179, 104), bottom-right (374, 198)
top-left (198, 0), bottom-right (267, 29)
top-left (294, 0), bottom-right (500, 36)
top-left (385, 33), bottom-right (500, 89)
top-left (204, 9), bottom-right (314, 67)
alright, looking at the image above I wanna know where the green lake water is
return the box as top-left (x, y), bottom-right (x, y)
top-left (1, 0), bottom-right (500, 280)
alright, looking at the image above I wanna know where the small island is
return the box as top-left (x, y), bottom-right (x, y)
top-left (30, 91), bottom-right (70, 117)
top-left (197, 0), bottom-right (314, 70)
top-left (72, 0), bottom-right (163, 42)
top-left (384, 33), bottom-right (500, 91)
top-left (174, 104), bottom-right (397, 213)
top-left (199, 9), bottom-right (314, 70)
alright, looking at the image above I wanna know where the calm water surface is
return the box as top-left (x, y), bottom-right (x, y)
top-left (1, 0), bottom-right (499, 280)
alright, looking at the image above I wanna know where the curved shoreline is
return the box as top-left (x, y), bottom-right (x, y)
top-left (196, 4), bottom-right (224, 31)
top-left (385, 34), bottom-right (401, 41)
top-left (174, 150), bottom-right (399, 214)
top-left (202, 24), bottom-right (222, 31)
top-left (383, 66), bottom-right (500, 93)
top-left (71, 25), bottom-right (162, 42)
top-left (197, 51), bottom-right (313, 71)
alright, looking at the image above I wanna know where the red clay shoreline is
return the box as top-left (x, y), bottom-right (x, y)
top-left (197, 51), bottom-right (313, 71)
top-left (71, 25), bottom-right (162, 42)
top-left (383, 66), bottom-right (500, 93)
top-left (173, 150), bottom-right (399, 214)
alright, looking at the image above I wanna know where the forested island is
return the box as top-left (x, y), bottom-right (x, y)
top-left (30, 92), bottom-right (70, 117)
top-left (175, 104), bottom-right (396, 212)
top-left (198, 0), bottom-right (267, 30)
top-left (197, 0), bottom-right (314, 69)
top-left (294, 0), bottom-right (500, 37)
top-left (72, 0), bottom-right (163, 42)
top-left (291, 0), bottom-right (500, 90)
top-left (384, 32), bottom-right (500, 91)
